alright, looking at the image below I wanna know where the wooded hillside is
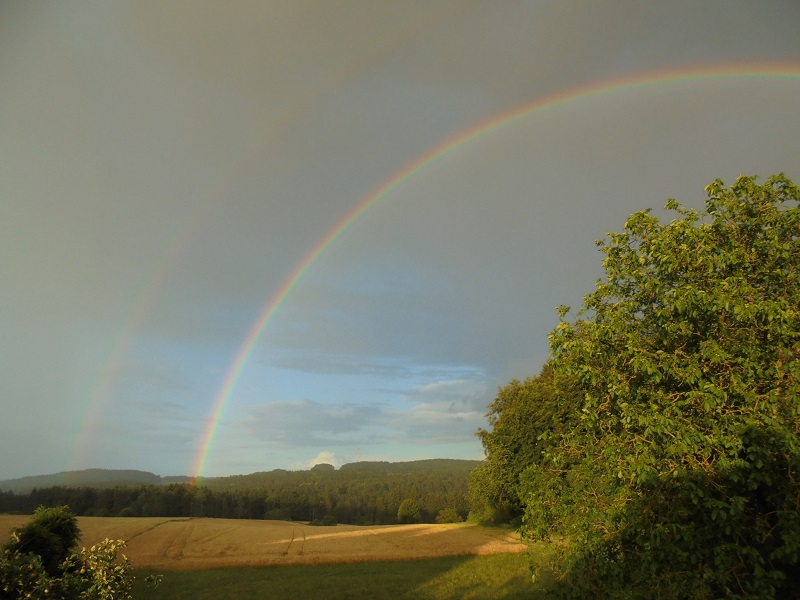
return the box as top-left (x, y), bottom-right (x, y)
top-left (0, 460), bottom-right (479, 525)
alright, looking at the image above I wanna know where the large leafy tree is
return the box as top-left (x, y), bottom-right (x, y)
top-left (522, 175), bottom-right (800, 598)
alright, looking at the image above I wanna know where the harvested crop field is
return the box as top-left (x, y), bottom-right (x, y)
top-left (0, 516), bottom-right (526, 570)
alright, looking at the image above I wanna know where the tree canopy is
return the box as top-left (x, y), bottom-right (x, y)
top-left (472, 174), bottom-right (799, 598)
top-left (522, 174), bottom-right (800, 598)
top-left (397, 498), bottom-right (421, 524)
top-left (469, 365), bottom-right (581, 524)
top-left (0, 460), bottom-right (475, 526)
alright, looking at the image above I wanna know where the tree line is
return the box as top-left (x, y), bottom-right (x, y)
top-left (0, 460), bottom-right (476, 525)
top-left (470, 175), bottom-right (800, 599)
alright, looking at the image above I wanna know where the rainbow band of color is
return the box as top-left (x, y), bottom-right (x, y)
top-left (190, 62), bottom-right (800, 479)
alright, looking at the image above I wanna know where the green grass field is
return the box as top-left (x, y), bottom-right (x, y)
top-left (132, 551), bottom-right (555, 600)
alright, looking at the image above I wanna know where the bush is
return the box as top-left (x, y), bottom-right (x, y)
top-left (397, 498), bottom-right (420, 524)
top-left (1, 505), bottom-right (159, 599)
top-left (117, 506), bottom-right (138, 518)
top-left (4, 505), bottom-right (80, 576)
top-left (0, 550), bottom-right (51, 599)
top-left (435, 508), bottom-right (464, 524)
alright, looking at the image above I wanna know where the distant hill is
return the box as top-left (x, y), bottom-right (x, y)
top-left (0, 460), bottom-right (483, 523)
top-left (0, 469), bottom-right (192, 494)
top-left (340, 458), bottom-right (482, 472)
top-left (0, 460), bottom-right (482, 495)
top-left (202, 458), bottom-right (483, 490)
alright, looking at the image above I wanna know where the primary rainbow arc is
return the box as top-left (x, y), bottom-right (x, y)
top-left (189, 62), bottom-right (800, 479)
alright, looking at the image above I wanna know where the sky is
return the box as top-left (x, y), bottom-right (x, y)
top-left (2, 1), bottom-right (800, 480)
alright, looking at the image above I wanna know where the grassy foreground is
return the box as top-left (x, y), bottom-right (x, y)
top-left (133, 551), bottom-right (554, 600)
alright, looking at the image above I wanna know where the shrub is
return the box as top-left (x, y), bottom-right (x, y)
top-left (1, 505), bottom-right (159, 599)
top-left (435, 508), bottom-right (464, 524)
top-left (4, 505), bottom-right (79, 576)
top-left (397, 499), bottom-right (420, 524)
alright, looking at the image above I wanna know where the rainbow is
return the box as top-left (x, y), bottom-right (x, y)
top-left (191, 62), bottom-right (800, 478)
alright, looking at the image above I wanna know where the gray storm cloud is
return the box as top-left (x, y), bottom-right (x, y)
top-left (1, 1), bottom-right (799, 478)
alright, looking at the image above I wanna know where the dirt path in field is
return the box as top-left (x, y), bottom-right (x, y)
top-left (163, 521), bottom-right (195, 559)
top-left (0, 516), bottom-right (527, 570)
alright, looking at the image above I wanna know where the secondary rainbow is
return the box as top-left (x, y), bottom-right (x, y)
top-left (68, 7), bottom-right (460, 473)
top-left (191, 61), bottom-right (800, 478)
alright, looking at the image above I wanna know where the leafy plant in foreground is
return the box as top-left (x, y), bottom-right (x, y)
top-left (1, 505), bottom-right (160, 599)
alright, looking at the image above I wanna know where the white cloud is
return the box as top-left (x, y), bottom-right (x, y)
top-left (406, 377), bottom-right (492, 413)
top-left (241, 400), bottom-right (387, 448)
top-left (306, 450), bottom-right (340, 469)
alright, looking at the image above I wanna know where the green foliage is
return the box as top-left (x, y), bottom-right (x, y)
top-left (1, 460), bottom-right (477, 526)
top-left (397, 498), bottom-right (421, 524)
top-left (435, 508), bottom-right (464, 524)
top-left (0, 550), bottom-right (51, 599)
top-left (470, 366), bottom-right (581, 524)
top-left (1, 506), bottom-right (158, 599)
top-left (4, 505), bottom-right (80, 576)
top-left (309, 515), bottom-right (338, 526)
top-left (61, 539), bottom-right (143, 600)
top-left (310, 463), bottom-right (336, 472)
top-left (522, 174), bottom-right (800, 598)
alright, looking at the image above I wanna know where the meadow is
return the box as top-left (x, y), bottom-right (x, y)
top-left (1, 515), bottom-right (549, 599)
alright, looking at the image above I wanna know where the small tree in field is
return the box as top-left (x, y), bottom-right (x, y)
top-left (435, 508), bottom-right (464, 524)
top-left (397, 498), bottom-right (420, 524)
top-left (521, 175), bottom-right (800, 599)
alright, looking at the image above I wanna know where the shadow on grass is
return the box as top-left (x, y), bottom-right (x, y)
top-left (133, 550), bottom-right (559, 600)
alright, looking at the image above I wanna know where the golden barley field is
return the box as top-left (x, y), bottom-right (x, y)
top-left (0, 516), bottom-right (526, 570)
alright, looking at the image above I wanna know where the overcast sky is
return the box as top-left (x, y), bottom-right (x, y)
top-left (2, 1), bottom-right (800, 480)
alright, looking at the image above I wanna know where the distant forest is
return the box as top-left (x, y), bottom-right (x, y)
top-left (0, 460), bottom-right (479, 525)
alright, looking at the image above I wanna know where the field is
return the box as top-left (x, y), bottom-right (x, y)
top-left (1, 515), bottom-right (526, 569)
top-left (1, 516), bottom-right (549, 598)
